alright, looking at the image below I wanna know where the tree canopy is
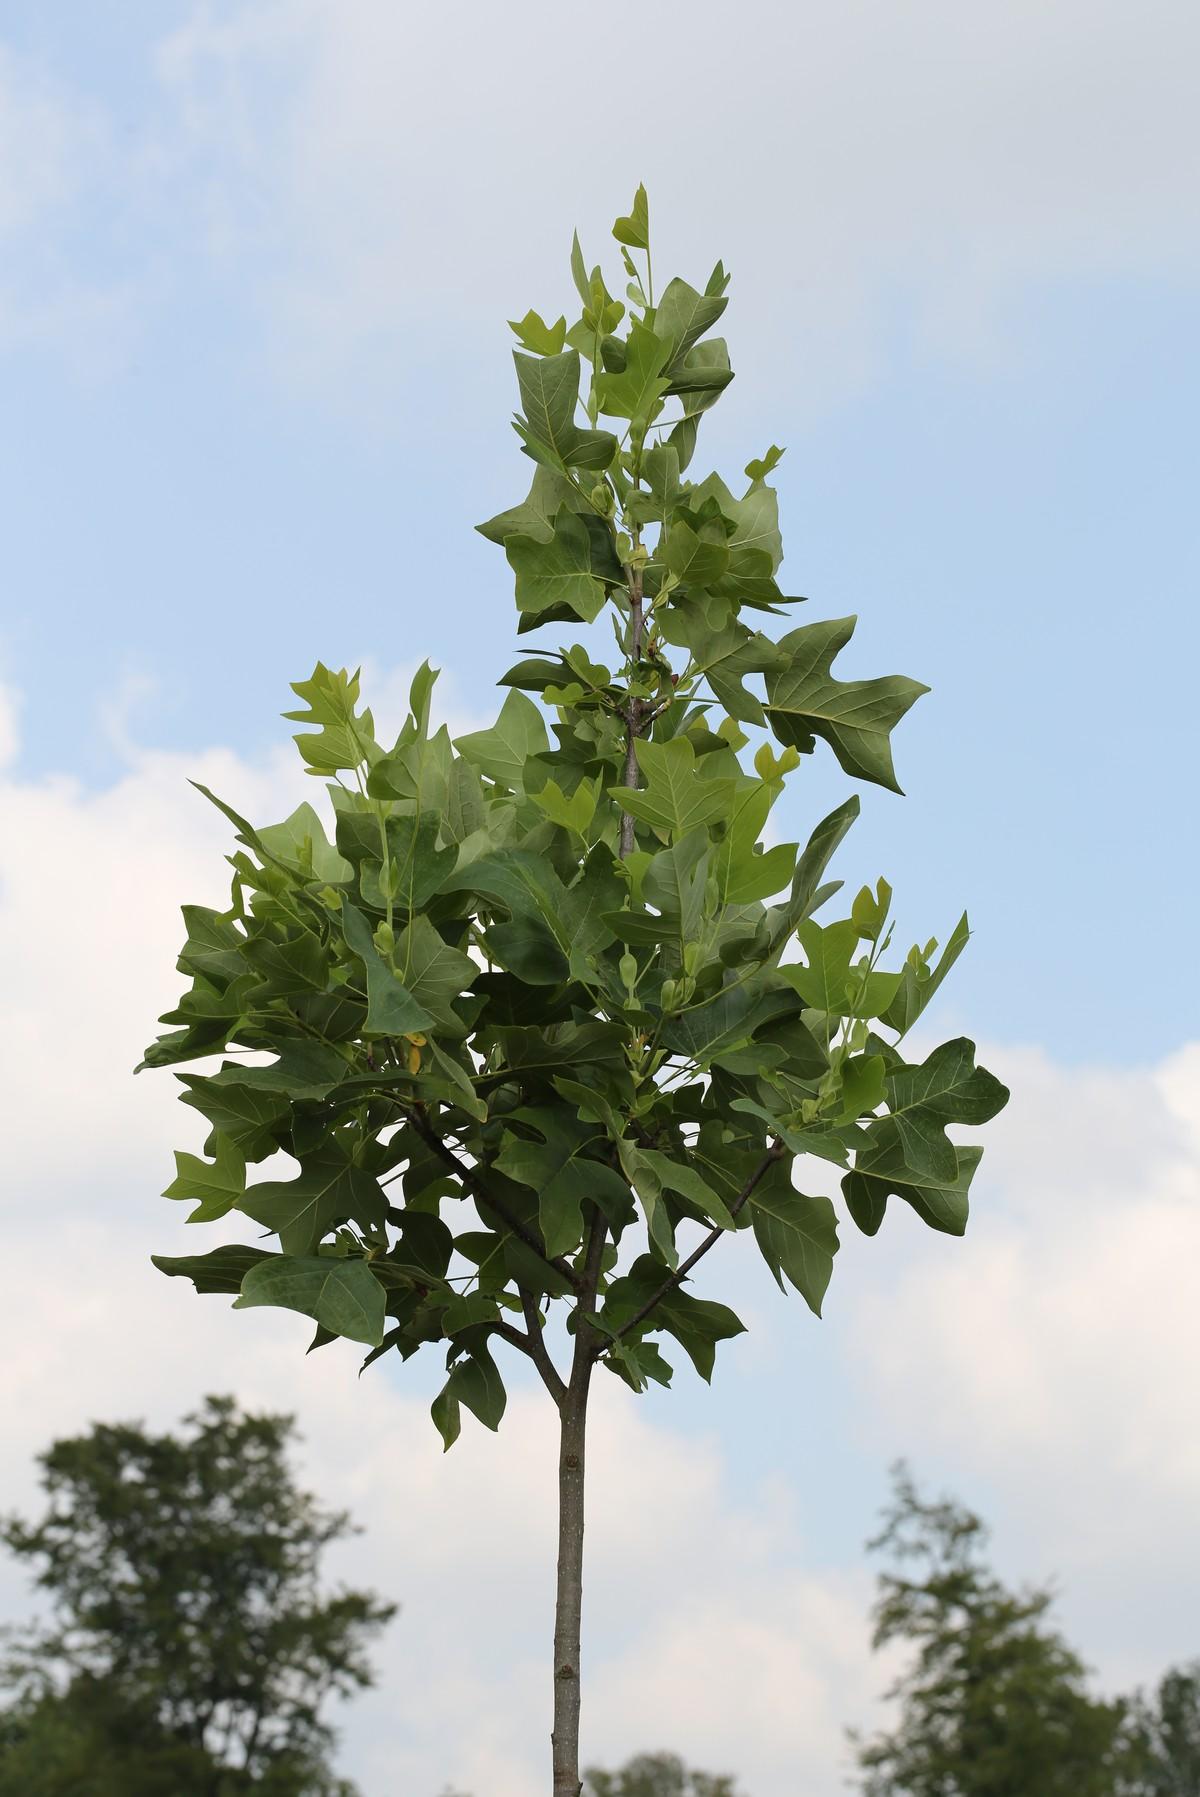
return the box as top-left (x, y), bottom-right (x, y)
top-left (585, 1751), bottom-right (741, 1796)
top-left (1118, 1662), bottom-right (1200, 1795)
top-left (0, 1396), bottom-right (393, 1795)
top-left (854, 1465), bottom-right (1129, 1795)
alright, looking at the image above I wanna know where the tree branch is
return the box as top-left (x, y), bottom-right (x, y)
top-left (612, 1141), bottom-right (784, 1343)
top-left (517, 1287), bottom-right (568, 1408)
top-left (574, 1204), bottom-right (612, 1368)
top-left (402, 1106), bottom-right (582, 1293)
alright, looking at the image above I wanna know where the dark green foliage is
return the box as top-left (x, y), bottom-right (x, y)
top-left (0, 1397), bottom-right (392, 1794)
top-left (584, 1751), bottom-right (741, 1797)
top-left (1117, 1662), bottom-right (1200, 1795)
top-left (854, 1465), bottom-right (1129, 1795)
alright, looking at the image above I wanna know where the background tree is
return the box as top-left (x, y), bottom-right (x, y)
top-left (0, 1396), bottom-right (392, 1794)
top-left (853, 1464), bottom-right (1127, 1795)
top-left (584, 1750), bottom-right (741, 1796)
top-left (144, 188), bottom-right (1007, 1795)
top-left (1117, 1661), bottom-right (1200, 1795)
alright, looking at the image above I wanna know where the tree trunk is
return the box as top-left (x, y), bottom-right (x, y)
top-left (551, 1363), bottom-right (591, 1796)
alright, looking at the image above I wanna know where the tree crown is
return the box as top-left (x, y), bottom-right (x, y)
top-left (1, 1397), bottom-right (392, 1788)
top-left (143, 187), bottom-right (1007, 1440)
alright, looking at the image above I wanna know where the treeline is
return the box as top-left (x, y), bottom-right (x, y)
top-left (0, 1402), bottom-right (1192, 1794)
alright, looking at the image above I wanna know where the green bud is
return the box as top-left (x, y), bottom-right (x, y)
top-left (683, 942), bottom-right (702, 976)
top-left (619, 952), bottom-right (638, 992)
top-left (659, 978), bottom-right (677, 1010)
top-left (373, 921), bottom-right (395, 956)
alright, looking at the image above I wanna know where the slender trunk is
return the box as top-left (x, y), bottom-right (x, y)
top-left (551, 1213), bottom-right (607, 1795)
top-left (551, 1363), bottom-right (592, 1795)
top-left (618, 571), bottom-right (645, 858)
top-left (551, 543), bottom-right (643, 1788)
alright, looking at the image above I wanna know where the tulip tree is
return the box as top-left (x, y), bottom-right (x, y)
top-left (143, 189), bottom-right (1008, 1797)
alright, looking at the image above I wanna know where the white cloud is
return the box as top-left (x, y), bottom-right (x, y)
top-left (845, 1039), bottom-right (1200, 1686)
top-left (2, 688), bottom-right (1198, 1791)
top-left (149, 0), bottom-right (1200, 402)
top-left (9, 2), bottom-right (1199, 394)
top-left (0, 42), bottom-right (144, 366)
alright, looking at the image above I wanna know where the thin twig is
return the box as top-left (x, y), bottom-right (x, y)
top-left (402, 1106), bottom-right (582, 1293)
top-left (612, 1142), bottom-right (784, 1343)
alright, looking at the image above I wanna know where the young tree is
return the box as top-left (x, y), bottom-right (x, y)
top-left (852, 1465), bottom-right (1128, 1794)
top-left (143, 189), bottom-right (1007, 1795)
top-left (585, 1750), bottom-right (741, 1796)
top-left (1, 1397), bottom-right (392, 1793)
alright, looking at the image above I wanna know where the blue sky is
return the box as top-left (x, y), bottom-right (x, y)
top-left (3, 6), bottom-right (1199, 1794)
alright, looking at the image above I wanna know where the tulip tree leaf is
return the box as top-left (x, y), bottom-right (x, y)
top-left (749, 1174), bottom-right (840, 1317)
top-left (234, 1255), bottom-right (386, 1346)
top-left (765, 616), bottom-right (928, 792)
top-left (506, 508), bottom-right (624, 625)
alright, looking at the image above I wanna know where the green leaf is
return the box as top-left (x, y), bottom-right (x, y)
top-left (745, 445), bottom-right (785, 483)
top-left (355, 811), bottom-right (457, 913)
top-left (496, 1109), bottom-right (632, 1258)
top-left (601, 1255), bottom-right (744, 1380)
top-left (632, 1148), bottom-right (736, 1230)
top-left (476, 465), bottom-right (580, 546)
top-left (661, 517), bottom-right (730, 591)
top-left (530, 777), bottom-right (596, 837)
top-left (512, 349), bottom-right (617, 472)
top-left (612, 182), bottom-right (649, 249)
top-left (653, 276), bottom-right (728, 365)
top-left (163, 1132), bottom-right (247, 1224)
top-left (612, 736), bottom-right (734, 839)
top-left (455, 688), bottom-right (550, 787)
top-left (234, 1254), bottom-right (386, 1346)
top-left (844, 1141), bottom-right (982, 1237)
top-left (711, 784), bottom-right (796, 906)
top-left (749, 1177), bottom-right (840, 1316)
top-left (852, 877), bottom-right (893, 944)
top-left (882, 1038), bottom-right (1008, 1180)
top-left (257, 803), bottom-right (354, 883)
top-left (394, 915), bottom-right (476, 1033)
top-left (177, 1071), bottom-right (288, 1160)
top-left (152, 1245), bottom-right (275, 1295)
top-left (283, 663), bottom-right (376, 773)
top-left (880, 913), bottom-right (971, 1035)
top-left (595, 318), bottom-right (671, 421)
top-left (508, 309), bottom-right (568, 355)
top-left (507, 508), bottom-right (623, 625)
top-left (239, 1149), bottom-right (387, 1255)
top-left (440, 1292), bottom-right (502, 1334)
top-left (513, 349), bottom-right (583, 462)
top-left (778, 919), bottom-right (859, 1014)
top-left (341, 902), bottom-right (434, 1037)
top-left (570, 229), bottom-right (590, 304)
top-left (765, 616), bottom-right (928, 793)
top-left (767, 796), bottom-right (859, 949)
top-left (205, 1041), bottom-right (350, 1100)
top-left (431, 1345), bottom-right (507, 1449)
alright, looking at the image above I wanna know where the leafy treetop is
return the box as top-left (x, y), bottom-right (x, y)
top-left (1, 1397), bottom-right (392, 1793)
top-left (142, 184), bottom-right (1007, 1443)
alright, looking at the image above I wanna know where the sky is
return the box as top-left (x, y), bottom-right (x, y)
top-left (2, 3), bottom-right (1198, 1793)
